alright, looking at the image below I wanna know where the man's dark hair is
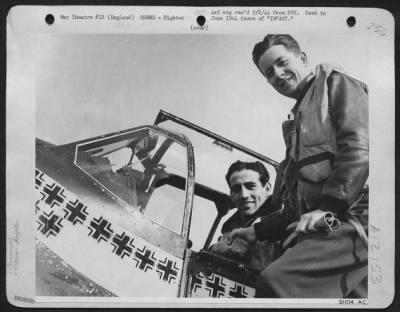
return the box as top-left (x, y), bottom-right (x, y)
top-left (225, 160), bottom-right (270, 187)
top-left (252, 34), bottom-right (301, 73)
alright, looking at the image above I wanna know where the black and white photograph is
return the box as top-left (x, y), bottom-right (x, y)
top-left (6, 6), bottom-right (395, 308)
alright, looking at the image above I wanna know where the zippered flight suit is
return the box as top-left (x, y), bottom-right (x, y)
top-left (253, 64), bottom-right (369, 298)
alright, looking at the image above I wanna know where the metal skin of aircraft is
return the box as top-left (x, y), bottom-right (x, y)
top-left (35, 110), bottom-right (278, 298)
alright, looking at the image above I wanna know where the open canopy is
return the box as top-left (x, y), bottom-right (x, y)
top-left (154, 109), bottom-right (278, 197)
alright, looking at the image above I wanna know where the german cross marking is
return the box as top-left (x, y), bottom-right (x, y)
top-left (229, 283), bottom-right (248, 298)
top-left (37, 210), bottom-right (63, 237)
top-left (35, 169), bottom-right (45, 190)
top-left (156, 257), bottom-right (179, 283)
top-left (88, 217), bottom-right (114, 243)
top-left (63, 199), bottom-right (88, 225)
top-left (41, 183), bottom-right (66, 208)
top-left (205, 274), bottom-right (226, 298)
top-left (191, 272), bottom-right (204, 293)
top-left (111, 232), bottom-right (135, 258)
top-left (133, 246), bottom-right (156, 272)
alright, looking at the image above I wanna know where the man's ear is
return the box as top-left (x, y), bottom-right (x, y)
top-left (300, 51), bottom-right (308, 65)
top-left (264, 182), bottom-right (272, 196)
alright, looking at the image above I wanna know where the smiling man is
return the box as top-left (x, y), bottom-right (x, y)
top-left (225, 161), bottom-right (271, 226)
top-left (227, 34), bottom-right (369, 298)
top-left (258, 42), bottom-right (313, 100)
top-left (210, 161), bottom-right (280, 272)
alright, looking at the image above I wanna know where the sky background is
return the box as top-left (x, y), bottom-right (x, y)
top-left (35, 33), bottom-right (368, 163)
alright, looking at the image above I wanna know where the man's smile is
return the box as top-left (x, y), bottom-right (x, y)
top-left (279, 75), bottom-right (293, 88)
top-left (241, 201), bottom-right (256, 206)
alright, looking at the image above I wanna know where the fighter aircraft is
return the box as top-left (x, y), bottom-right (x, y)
top-left (35, 110), bottom-right (279, 298)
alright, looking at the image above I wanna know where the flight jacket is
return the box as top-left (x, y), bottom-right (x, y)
top-left (254, 64), bottom-right (369, 242)
top-left (219, 198), bottom-right (281, 272)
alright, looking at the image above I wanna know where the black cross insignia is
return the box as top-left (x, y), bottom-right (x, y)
top-left (37, 210), bottom-right (63, 237)
top-left (63, 199), bottom-right (89, 225)
top-left (88, 217), bottom-right (114, 243)
top-left (156, 257), bottom-right (179, 283)
top-left (35, 200), bottom-right (41, 213)
top-left (40, 182), bottom-right (66, 208)
top-left (229, 283), bottom-right (248, 298)
top-left (191, 272), bottom-right (204, 293)
top-left (111, 232), bottom-right (135, 258)
top-left (205, 273), bottom-right (226, 298)
top-left (35, 169), bottom-right (45, 190)
top-left (133, 246), bottom-right (157, 272)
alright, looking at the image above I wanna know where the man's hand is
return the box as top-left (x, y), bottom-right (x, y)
top-left (226, 226), bottom-right (257, 245)
top-left (287, 209), bottom-right (331, 234)
top-left (283, 209), bottom-right (334, 249)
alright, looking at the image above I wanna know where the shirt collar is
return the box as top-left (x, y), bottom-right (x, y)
top-left (290, 73), bottom-right (316, 116)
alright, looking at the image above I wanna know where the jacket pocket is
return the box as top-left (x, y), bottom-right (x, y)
top-left (296, 153), bottom-right (333, 183)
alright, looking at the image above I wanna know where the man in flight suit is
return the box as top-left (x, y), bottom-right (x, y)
top-left (227, 34), bottom-right (369, 298)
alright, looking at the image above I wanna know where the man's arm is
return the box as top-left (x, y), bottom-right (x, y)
top-left (227, 209), bottom-right (288, 244)
top-left (320, 72), bottom-right (369, 215)
top-left (285, 72), bottom-right (369, 235)
top-left (253, 209), bottom-right (288, 241)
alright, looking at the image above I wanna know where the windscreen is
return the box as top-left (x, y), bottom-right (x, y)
top-left (75, 127), bottom-right (188, 235)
